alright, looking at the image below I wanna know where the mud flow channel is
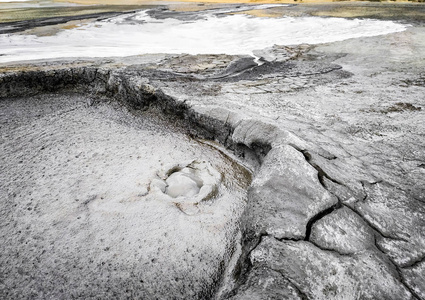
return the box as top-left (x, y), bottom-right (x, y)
top-left (0, 92), bottom-right (251, 299)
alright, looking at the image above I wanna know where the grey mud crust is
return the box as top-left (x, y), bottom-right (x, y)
top-left (0, 91), bottom-right (253, 299)
top-left (1, 32), bottom-right (424, 300)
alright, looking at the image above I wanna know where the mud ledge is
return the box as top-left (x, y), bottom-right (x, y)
top-left (0, 66), bottom-right (274, 298)
top-left (0, 66), bottom-right (276, 164)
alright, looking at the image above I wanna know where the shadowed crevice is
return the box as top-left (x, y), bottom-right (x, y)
top-left (304, 201), bottom-right (342, 241)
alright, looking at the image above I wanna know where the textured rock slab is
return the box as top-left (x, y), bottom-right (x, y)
top-left (305, 152), bottom-right (372, 202)
top-left (228, 266), bottom-right (303, 300)
top-left (310, 206), bottom-right (375, 254)
top-left (243, 144), bottom-right (337, 240)
top-left (401, 261), bottom-right (425, 300)
top-left (251, 237), bottom-right (414, 300)
top-left (357, 182), bottom-right (425, 267)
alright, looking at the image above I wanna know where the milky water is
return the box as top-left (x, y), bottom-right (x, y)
top-left (0, 8), bottom-right (407, 63)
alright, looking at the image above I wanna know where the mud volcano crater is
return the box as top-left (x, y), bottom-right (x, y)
top-left (0, 66), bottom-right (256, 299)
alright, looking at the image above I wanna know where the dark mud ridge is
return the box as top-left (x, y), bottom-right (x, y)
top-left (1, 63), bottom-right (424, 299)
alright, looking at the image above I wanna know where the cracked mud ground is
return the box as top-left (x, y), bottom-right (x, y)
top-left (1, 6), bottom-right (425, 300)
top-left (152, 30), bottom-right (425, 299)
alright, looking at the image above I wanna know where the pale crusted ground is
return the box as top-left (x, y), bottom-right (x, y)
top-left (1, 3), bottom-right (424, 299)
top-left (138, 19), bottom-right (425, 299)
top-left (0, 92), bottom-right (250, 299)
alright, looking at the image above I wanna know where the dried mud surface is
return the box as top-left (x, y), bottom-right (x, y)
top-left (1, 4), bottom-right (425, 300)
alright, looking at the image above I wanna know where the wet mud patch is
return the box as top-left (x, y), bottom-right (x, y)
top-left (400, 73), bottom-right (425, 87)
top-left (383, 102), bottom-right (422, 113)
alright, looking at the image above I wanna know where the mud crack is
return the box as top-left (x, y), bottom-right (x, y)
top-left (304, 201), bottom-right (342, 241)
top-left (373, 237), bottom-right (422, 300)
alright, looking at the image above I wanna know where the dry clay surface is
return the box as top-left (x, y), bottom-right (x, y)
top-left (1, 11), bottom-right (425, 300)
top-left (147, 25), bottom-right (425, 299)
top-left (0, 93), bottom-right (250, 298)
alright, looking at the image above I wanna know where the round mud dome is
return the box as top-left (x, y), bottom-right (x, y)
top-left (151, 160), bottom-right (221, 203)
